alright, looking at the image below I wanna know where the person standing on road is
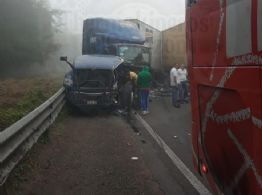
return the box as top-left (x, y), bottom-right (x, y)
top-left (137, 66), bottom-right (152, 115)
top-left (178, 64), bottom-right (188, 103)
top-left (129, 71), bottom-right (139, 109)
top-left (118, 71), bottom-right (133, 114)
top-left (130, 71), bottom-right (138, 90)
top-left (170, 65), bottom-right (180, 108)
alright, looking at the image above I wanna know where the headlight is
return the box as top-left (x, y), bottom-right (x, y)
top-left (64, 75), bottom-right (73, 86)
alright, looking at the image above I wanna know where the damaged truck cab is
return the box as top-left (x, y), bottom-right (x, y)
top-left (61, 55), bottom-right (124, 111)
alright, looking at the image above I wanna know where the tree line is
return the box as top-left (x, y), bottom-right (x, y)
top-left (0, 0), bottom-right (61, 69)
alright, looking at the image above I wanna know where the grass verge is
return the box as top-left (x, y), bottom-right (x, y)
top-left (0, 77), bottom-right (62, 131)
top-left (5, 105), bottom-right (71, 195)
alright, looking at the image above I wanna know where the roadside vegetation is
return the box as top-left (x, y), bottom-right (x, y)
top-left (0, 77), bottom-right (62, 131)
top-left (5, 105), bottom-right (71, 194)
top-left (0, 0), bottom-right (61, 70)
top-left (0, 0), bottom-right (68, 131)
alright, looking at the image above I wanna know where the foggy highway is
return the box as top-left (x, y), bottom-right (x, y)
top-left (1, 0), bottom-right (259, 194)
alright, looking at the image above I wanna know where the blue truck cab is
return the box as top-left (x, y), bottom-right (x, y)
top-left (82, 18), bottom-right (151, 71)
top-left (62, 55), bottom-right (124, 110)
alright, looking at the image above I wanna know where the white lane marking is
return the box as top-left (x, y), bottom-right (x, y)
top-left (135, 114), bottom-right (212, 195)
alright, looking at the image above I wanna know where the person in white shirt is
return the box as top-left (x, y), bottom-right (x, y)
top-left (170, 64), bottom-right (181, 108)
top-left (177, 64), bottom-right (188, 103)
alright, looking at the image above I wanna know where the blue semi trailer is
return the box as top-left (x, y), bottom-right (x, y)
top-left (82, 18), bottom-right (151, 71)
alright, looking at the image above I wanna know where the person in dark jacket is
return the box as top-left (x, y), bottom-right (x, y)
top-left (137, 66), bottom-right (152, 115)
top-left (118, 70), bottom-right (133, 114)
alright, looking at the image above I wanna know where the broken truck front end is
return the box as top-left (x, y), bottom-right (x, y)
top-left (61, 55), bottom-right (124, 111)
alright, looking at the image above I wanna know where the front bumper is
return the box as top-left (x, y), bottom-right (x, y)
top-left (66, 90), bottom-right (118, 109)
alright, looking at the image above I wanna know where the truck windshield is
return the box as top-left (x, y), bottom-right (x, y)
top-left (118, 46), bottom-right (150, 66)
top-left (76, 69), bottom-right (113, 88)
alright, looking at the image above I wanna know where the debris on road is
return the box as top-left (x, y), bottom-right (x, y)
top-left (131, 157), bottom-right (139, 161)
top-left (141, 140), bottom-right (146, 144)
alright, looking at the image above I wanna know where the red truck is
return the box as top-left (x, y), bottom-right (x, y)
top-left (187, 0), bottom-right (262, 194)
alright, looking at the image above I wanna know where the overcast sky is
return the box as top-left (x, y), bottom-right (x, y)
top-left (49, 0), bottom-right (185, 33)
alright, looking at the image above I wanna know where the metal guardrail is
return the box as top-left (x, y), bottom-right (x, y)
top-left (0, 88), bottom-right (65, 185)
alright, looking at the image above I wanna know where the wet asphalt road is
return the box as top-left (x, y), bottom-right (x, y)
top-left (137, 96), bottom-right (211, 193)
top-left (143, 96), bottom-right (194, 172)
top-left (6, 96), bottom-right (208, 195)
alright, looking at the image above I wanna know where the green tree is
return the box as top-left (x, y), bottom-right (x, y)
top-left (0, 0), bottom-right (60, 68)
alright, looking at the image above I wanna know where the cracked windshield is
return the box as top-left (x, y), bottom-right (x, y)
top-left (0, 0), bottom-right (260, 195)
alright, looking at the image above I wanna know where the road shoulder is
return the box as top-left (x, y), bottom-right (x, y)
top-left (5, 109), bottom-right (164, 195)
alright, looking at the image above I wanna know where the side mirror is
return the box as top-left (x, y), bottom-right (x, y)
top-left (60, 56), bottom-right (68, 61)
top-left (60, 56), bottom-right (74, 70)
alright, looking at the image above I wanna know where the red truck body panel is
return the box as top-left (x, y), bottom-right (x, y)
top-left (187, 0), bottom-right (262, 194)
